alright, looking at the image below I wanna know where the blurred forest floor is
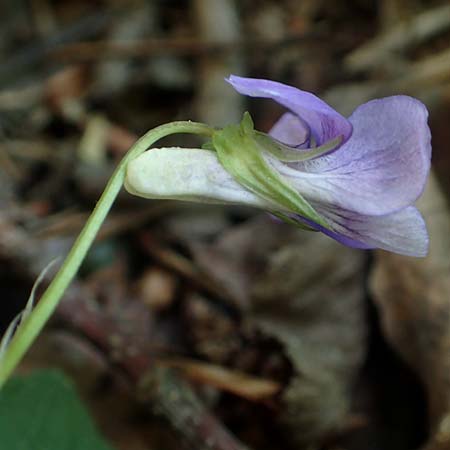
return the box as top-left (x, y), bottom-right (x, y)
top-left (1, 1), bottom-right (450, 449)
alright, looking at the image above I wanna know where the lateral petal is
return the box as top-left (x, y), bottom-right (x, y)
top-left (273, 96), bottom-right (431, 216)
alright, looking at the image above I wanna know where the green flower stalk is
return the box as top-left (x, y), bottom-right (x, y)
top-left (0, 121), bottom-right (214, 388)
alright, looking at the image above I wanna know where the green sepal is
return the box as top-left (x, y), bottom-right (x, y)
top-left (201, 141), bottom-right (216, 151)
top-left (212, 112), bottom-right (328, 228)
top-left (271, 211), bottom-right (317, 231)
top-left (255, 132), bottom-right (343, 162)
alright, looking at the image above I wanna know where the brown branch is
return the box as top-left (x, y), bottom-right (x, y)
top-left (49, 32), bottom-right (326, 63)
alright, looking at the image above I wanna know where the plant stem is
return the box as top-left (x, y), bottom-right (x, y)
top-left (0, 121), bottom-right (215, 388)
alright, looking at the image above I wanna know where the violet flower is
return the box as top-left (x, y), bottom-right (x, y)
top-left (125, 76), bottom-right (431, 257)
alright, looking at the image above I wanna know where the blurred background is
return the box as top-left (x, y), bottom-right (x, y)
top-left (1, 1), bottom-right (450, 449)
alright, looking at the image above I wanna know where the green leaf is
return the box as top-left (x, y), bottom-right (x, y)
top-left (0, 370), bottom-right (114, 450)
top-left (212, 113), bottom-right (328, 228)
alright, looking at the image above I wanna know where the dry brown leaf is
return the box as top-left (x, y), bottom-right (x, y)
top-left (370, 173), bottom-right (450, 449)
top-left (192, 215), bottom-right (367, 447)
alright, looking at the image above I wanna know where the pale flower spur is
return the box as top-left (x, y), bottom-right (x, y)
top-left (126, 75), bottom-right (431, 257)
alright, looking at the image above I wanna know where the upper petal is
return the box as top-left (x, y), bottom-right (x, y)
top-left (268, 112), bottom-right (310, 147)
top-left (227, 75), bottom-right (352, 146)
top-left (303, 205), bottom-right (429, 257)
top-left (274, 96), bottom-right (431, 216)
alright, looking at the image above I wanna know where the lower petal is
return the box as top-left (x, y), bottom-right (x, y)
top-left (304, 205), bottom-right (429, 257)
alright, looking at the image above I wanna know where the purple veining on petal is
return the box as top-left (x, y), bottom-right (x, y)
top-left (270, 95), bottom-right (431, 216)
top-left (224, 75), bottom-right (431, 256)
top-left (300, 204), bottom-right (429, 257)
top-left (227, 75), bottom-right (352, 147)
top-left (298, 215), bottom-right (373, 249)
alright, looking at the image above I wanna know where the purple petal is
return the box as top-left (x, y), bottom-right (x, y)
top-left (269, 112), bottom-right (310, 147)
top-left (304, 205), bottom-right (429, 257)
top-left (272, 96), bottom-right (431, 216)
top-left (227, 75), bottom-right (352, 146)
